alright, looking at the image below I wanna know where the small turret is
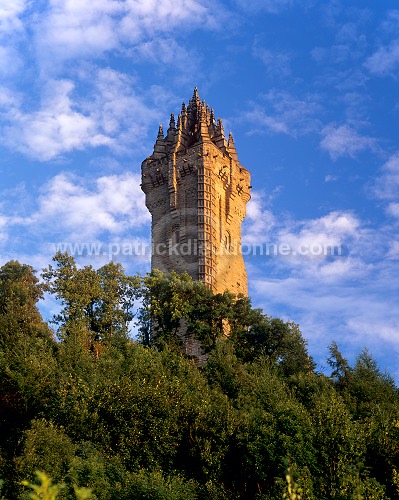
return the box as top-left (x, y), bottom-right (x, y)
top-left (227, 132), bottom-right (238, 161)
top-left (152, 124), bottom-right (166, 158)
top-left (199, 105), bottom-right (211, 141)
top-left (213, 117), bottom-right (228, 152)
top-left (166, 113), bottom-right (177, 145)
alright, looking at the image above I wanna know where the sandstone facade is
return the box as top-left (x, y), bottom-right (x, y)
top-left (141, 88), bottom-right (251, 297)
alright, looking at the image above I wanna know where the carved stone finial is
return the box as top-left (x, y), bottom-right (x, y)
top-left (199, 105), bottom-right (210, 140)
top-left (153, 123), bottom-right (166, 157)
top-left (210, 108), bottom-right (215, 124)
top-left (227, 132), bottom-right (238, 160)
top-left (169, 113), bottom-right (176, 129)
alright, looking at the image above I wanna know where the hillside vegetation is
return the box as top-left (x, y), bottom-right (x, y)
top-left (0, 254), bottom-right (399, 499)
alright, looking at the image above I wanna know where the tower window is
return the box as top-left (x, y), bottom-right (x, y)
top-left (172, 225), bottom-right (180, 244)
top-left (225, 231), bottom-right (231, 251)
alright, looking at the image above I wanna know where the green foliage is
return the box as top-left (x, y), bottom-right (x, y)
top-left (15, 420), bottom-right (77, 485)
top-left (124, 469), bottom-right (198, 499)
top-left (42, 252), bottom-right (138, 351)
top-left (21, 471), bottom-right (65, 500)
top-left (0, 258), bottom-right (398, 499)
top-left (21, 471), bottom-right (92, 500)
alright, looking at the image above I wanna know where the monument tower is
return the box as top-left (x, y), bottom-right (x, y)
top-left (141, 88), bottom-right (251, 296)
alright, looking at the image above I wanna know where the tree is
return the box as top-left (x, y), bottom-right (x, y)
top-left (230, 303), bottom-right (313, 376)
top-left (42, 253), bottom-right (137, 355)
top-left (0, 261), bottom-right (56, 455)
top-left (0, 260), bottom-right (52, 348)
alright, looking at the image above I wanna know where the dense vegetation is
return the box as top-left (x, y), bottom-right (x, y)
top-left (0, 253), bottom-right (399, 499)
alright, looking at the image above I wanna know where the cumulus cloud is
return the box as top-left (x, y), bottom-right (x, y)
top-left (11, 172), bottom-right (150, 241)
top-left (244, 90), bottom-right (322, 137)
top-left (365, 10), bottom-right (399, 77)
top-left (279, 211), bottom-right (359, 250)
top-left (320, 123), bottom-right (377, 159)
top-left (0, 71), bottom-right (159, 161)
top-left (244, 190), bottom-right (365, 283)
top-left (387, 202), bottom-right (399, 219)
top-left (1, 79), bottom-right (109, 160)
top-left (252, 42), bottom-right (291, 77)
top-left (0, 0), bottom-right (227, 161)
top-left (273, 211), bottom-right (364, 282)
top-left (325, 174), bottom-right (339, 182)
top-left (134, 38), bottom-right (195, 69)
top-left (35, 0), bottom-right (223, 70)
top-left (0, 46), bottom-right (23, 78)
top-left (243, 191), bottom-right (275, 245)
top-left (387, 240), bottom-right (399, 260)
top-left (373, 153), bottom-right (399, 219)
top-left (374, 153), bottom-right (399, 201)
top-left (247, 207), bottom-right (399, 373)
top-left (0, 0), bottom-right (27, 36)
top-left (366, 41), bottom-right (399, 77)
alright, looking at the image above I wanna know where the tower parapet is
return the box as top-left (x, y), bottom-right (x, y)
top-left (141, 88), bottom-right (251, 296)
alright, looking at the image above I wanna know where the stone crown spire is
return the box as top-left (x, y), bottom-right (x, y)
top-left (148, 88), bottom-right (237, 159)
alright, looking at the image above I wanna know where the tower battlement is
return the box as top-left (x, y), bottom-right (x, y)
top-left (141, 88), bottom-right (251, 296)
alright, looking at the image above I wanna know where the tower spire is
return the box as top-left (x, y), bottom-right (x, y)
top-left (199, 104), bottom-right (211, 140)
top-left (152, 123), bottom-right (166, 157)
top-left (227, 131), bottom-right (238, 161)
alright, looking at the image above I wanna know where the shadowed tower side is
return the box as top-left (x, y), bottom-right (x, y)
top-left (141, 88), bottom-right (251, 297)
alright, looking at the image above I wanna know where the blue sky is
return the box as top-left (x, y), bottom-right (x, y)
top-left (1, 0), bottom-right (399, 378)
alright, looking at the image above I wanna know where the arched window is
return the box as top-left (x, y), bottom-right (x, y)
top-left (172, 225), bottom-right (180, 244)
top-left (224, 231), bottom-right (231, 251)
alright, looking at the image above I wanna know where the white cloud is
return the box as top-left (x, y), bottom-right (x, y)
top-left (253, 44), bottom-right (291, 76)
top-left (244, 90), bottom-right (321, 137)
top-left (35, 0), bottom-right (223, 71)
top-left (243, 191), bottom-right (275, 245)
top-left (36, 0), bottom-right (121, 67)
top-left (244, 191), bottom-right (399, 372)
top-left (320, 123), bottom-right (377, 159)
top-left (0, 0), bottom-right (27, 36)
top-left (0, 46), bottom-right (22, 77)
top-left (12, 172), bottom-right (150, 241)
top-left (366, 41), bottom-right (399, 77)
top-left (274, 211), bottom-right (363, 280)
top-left (1, 71), bottom-right (159, 161)
top-left (387, 240), bottom-right (399, 260)
top-left (325, 174), bottom-right (339, 182)
top-left (234, 0), bottom-right (294, 14)
top-left (374, 152), bottom-right (399, 200)
top-left (2, 79), bottom-right (109, 160)
top-left (0, 85), bottom-right (20, 108)
top-left (135, 38), bottom-right (194, 69)
top-left (387, 202), bottom-right (399, 219)
top-left (0, 214), bottom-right (8, 245)
top-left (249, 244), bottom-right (399, 372)
top-left (280, 211), bottom-right (359, 246)
top-left (120, 0), bottom-right (219, 38)
top-left (244, 190), bottom-right (364, 283)
top-left (0, 172), bottom-right (152, 273)
top-left (365, 10), bottom-right (399, 77)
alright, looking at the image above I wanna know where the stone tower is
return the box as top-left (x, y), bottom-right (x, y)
top-left (141, 88), bottom-right (251, 296)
